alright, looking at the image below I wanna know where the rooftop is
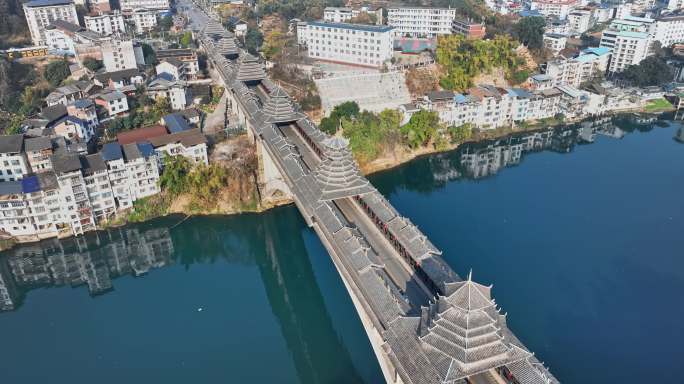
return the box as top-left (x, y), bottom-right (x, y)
top-left (0, 134), bottom-right (24, 154)
top-left (163, 113), bottom-right (191, 133)
top-left (117, 125), bottom-right (168, 145)
top-left (307, 21), bottom-right (394, 33)
top-left (24, 0), bottom-right (73, 7)
top-left (148, 128), bottom-right (206, 148)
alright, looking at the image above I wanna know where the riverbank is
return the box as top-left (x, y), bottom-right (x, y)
top-left (0, 111), bottom-right (669, 250)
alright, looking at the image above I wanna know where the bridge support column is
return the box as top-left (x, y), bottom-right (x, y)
top-left (256, 139), bottom-right (293, 206)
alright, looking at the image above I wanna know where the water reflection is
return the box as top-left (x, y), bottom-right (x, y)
top-left (0, 209), bottom-right (366, 384)
top-left (371, 115), bottom-right (676, 195)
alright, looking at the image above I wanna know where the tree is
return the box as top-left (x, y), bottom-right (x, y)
top-left (261, 30), bottom-right (286, 60)
top-left (82, 57), bottom-right (103, 72)
top-left (179, 31), bottom-right (193, 48)
top-left (159, 15), bottom-right (173, 31)
top-left (245, 27), bottom-right (263, 55)
top-left (150, 97), bottom-right (172, 122)
top-left (319, 101), bottom-right (360, 134)
top-left (513, 16), bottom-right (546, 51)
top-left (447, 123), bottom-right (473, 144)
top-left (622, 56), bottom-right (674, 87)
top-left (44, 58), bottom-right (70, 87)
top-left (159, 155), bottom-right (192, 195)
top-left (141, 43), bottom-right (156, 65)
top-left (401, 110), bottom-right (440, 149)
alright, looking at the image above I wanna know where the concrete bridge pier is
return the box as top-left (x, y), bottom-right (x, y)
top-left (256, 139), bottom-right (293, 206)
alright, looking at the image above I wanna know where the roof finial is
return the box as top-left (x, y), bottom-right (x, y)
top-left (467, 269), bottom-right (473, 282)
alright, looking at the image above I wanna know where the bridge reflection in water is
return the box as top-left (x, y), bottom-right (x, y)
top-left (0, 211), bottom-right (368, 383)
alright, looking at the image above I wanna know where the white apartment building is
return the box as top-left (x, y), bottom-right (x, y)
top-left (600, 30), bottom-right (651, 72)
top-left (22, 0), bottom-right (79, 46)
top-left (324, 6), bottom-right (382, 24)
top-left (305, 22), bottom-right (394, 68)
top-left (418, 85), bottom-right (563, 130)
top-left (668, 0), bottom-right (684, 11)
top-left (568, 9), bottom-right (593, 34)
top-left (119, 0), bottom-right (169, 11)
top-left (324, 7), bottom-right (354, 23)
top-left (147, 76), bottom-right (189, 110)
top-left (148, 129), bottom-right (208, 165)
top-left (101, 39), bottom-right (138, 71)
top-left (84, 12), bottom-right (126, 36)
top-left (530, 0), bottom-right (579, 19)
top-left (52, 153), bottom-right (97, 235)
top-left (0, 136), bottom-right (30, 182)
top-left (387, 7), bottom-right (456, 37)
top-left (156, 49), bottom-right (199, 79)
top-left (544, 47), bottom-right (611, 87)
top-left (128, 9), bottom-right (158, 33)
top-left (655, 13), bottom-right (684, 47)
top-left (543, 33), bottom-right (568, 54)
top-left (95, 90), bottom-right (130, 116)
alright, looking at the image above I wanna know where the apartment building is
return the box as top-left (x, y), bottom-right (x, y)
top-left (544, 47), bottom-right (611, 87)
top-left (600, 30), bottom-right (651, 72)
top-left (84, 12), bottom-right (126, 36)
top-left (323, 6), bottom-right (383, 24)
top-left (95, 90), bottom-right (129, 116)
top-left (147, 76), bottom-right (189, 110)
top-left (387, 7), bottom-right (456, 37)
top-left (543, 33), bottom-right (568, 54)
top-left (530, 0), bottom-right (579, 19)
top-left (417, 85), bottom-right (564, 130)
top-left (0, 136), bottom-right (30, 182)
top-left (568, 9), bottom-right (593, 34)
top-left (119, 0), bottom-right (169, 11)
top-left (305, 22), bottom-right (394, 68)
top-left (156, 49), bottom-right (200, 79)
top-left (655, 13), bottom-right (684, 48)
top-left (23, 0), bottom-right (79, 46)
top-left (668, 0), bottom-right (684, 11)
top-left (148, 129), bottom-right (208, 165)
top-left (156, 59), bottom-right (188, 81)
top-left (123, 8), bottom-right (159, 33)
top-left (101, 39), bottom-right (139, 71)
top-left (452, 18), bottom-right (486, 38)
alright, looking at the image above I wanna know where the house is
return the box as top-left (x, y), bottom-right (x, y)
top-left (94, 68), bottom-right (144, 90)
top-left (148, 128), bottom-right (208, 165)
top-left (0, 135), bottom-right (30, 182)
top-left (95, 90), bottom-right (129, 116)
top-left (52, 115), bottom-right (94, 143)
top-left (45, 81), bottom-right (94, 107)
top-left (155, 49), bottom-right (200, 79)
top-left (67, 99), bottom-right (99, 131)
top-left (156, 58), bottom-right (188, 81)
top-left (147, 76), bottom-right (189, 111)
top-left (179, 108), bottom-right (201, 125)
top-left (24, 137), bottom-right (54, 173)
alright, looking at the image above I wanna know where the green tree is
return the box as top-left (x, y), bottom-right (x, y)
top-left (447, 123), bottom-right (473, 144)
top-left (513, 16), bottom-right (546, 51)
top-left (159, 155), bottom-right (192, 195)
top-left (179, 31), bottom-right (193, 48)
top-left (401, 110), bottom-right (440, 149)
top-left (44, 58), bottom-right (70, 87)
top-left (82, 57), bottom-right (103, 72)
top-left (245, 27), bottom-right (263, 55)
top-left (150, 97), bottom-right (172, 122)
top-left (159, 15), bottom-right (173, 31)
top-left (141, 43), bottom-right (156, 65)
top-left (622, 56), bottom-right (674, 87)
top-left (319, 101), bottom-right (360, 134)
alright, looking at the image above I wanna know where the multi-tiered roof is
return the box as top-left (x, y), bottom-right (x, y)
top-left (215, 37), bottom-right (239, 58)
top-left (261, 87), bottom-right (305, 124)
top-left (203, 21), bottom-right (232, 41)
top-left (313, 137), bottom-right (374, 201)
top-left (235, 54), bottom-right (267, 83)
top-left (417, 273), bottom-right (530, 381)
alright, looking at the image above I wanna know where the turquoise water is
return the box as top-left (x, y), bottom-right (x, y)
top-left (1, 118), bottom-right (682, 383)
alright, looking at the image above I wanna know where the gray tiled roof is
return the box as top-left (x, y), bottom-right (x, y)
top-left (0, 134), bottom-right (24, 154)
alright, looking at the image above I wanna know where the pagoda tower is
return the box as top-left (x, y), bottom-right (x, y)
top-left (261, 87), bottom-right (305, 124)
top-left (235, 53), bottom-right (267, 83)
top-left (417, 272), bottom-right (530, 381)
top-left (215, 37), bottom-right (239, 59)
top-left (313, 137), bottom-right (374, 201)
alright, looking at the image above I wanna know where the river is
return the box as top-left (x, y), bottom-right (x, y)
top-left (1, 117), bottom-right (682, 383)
